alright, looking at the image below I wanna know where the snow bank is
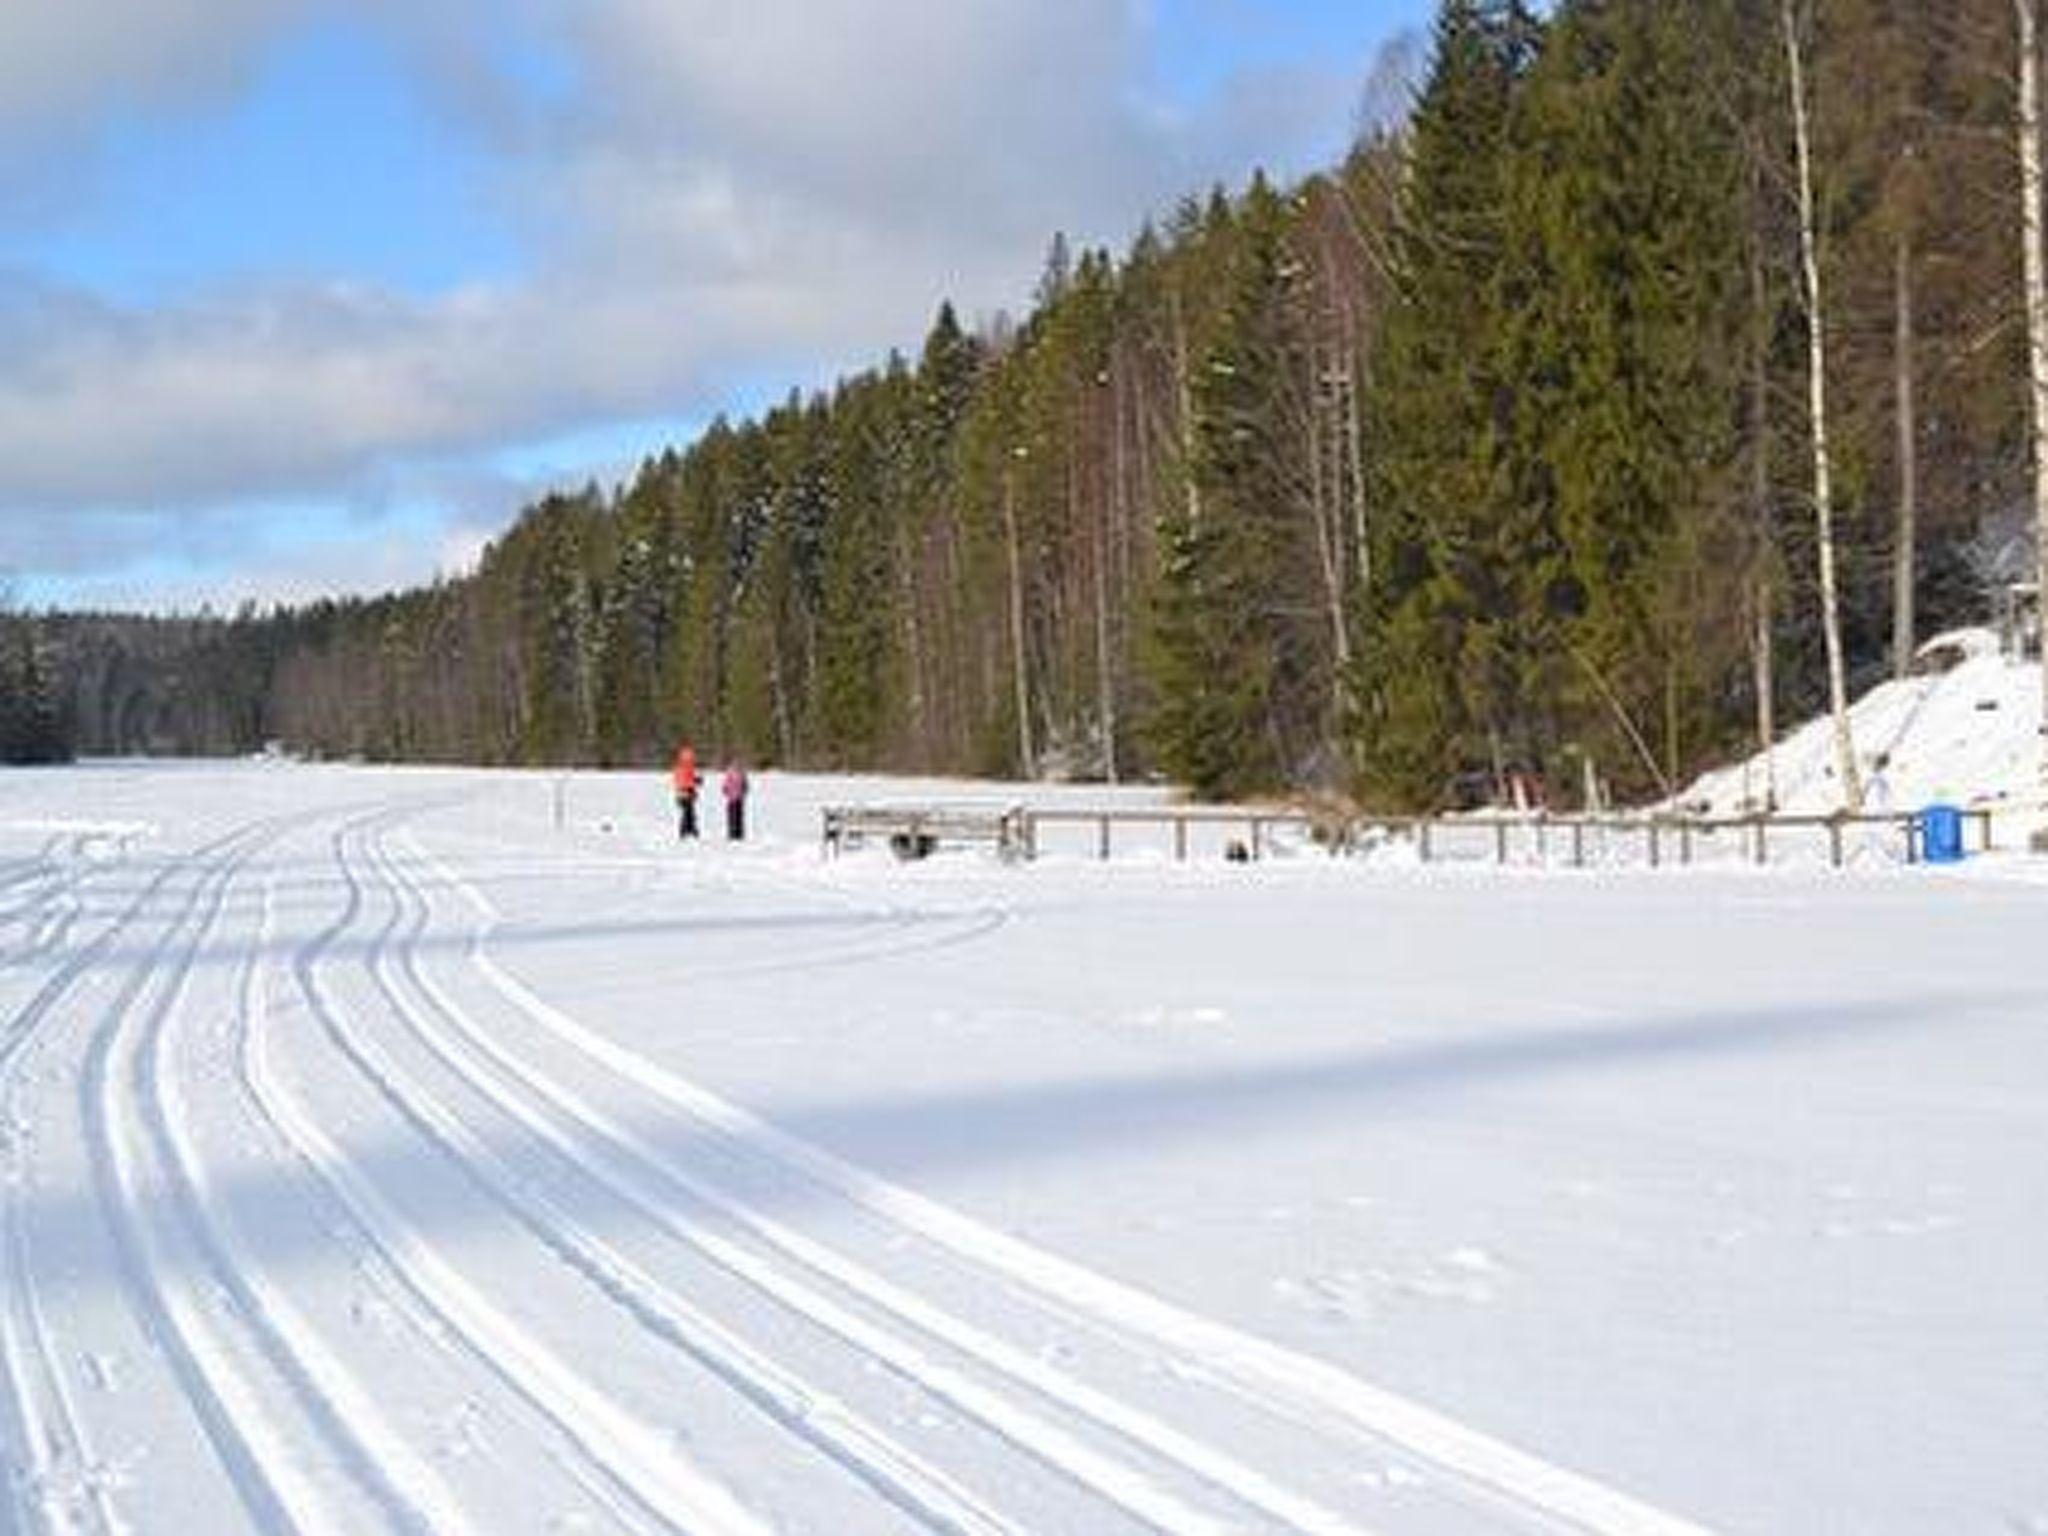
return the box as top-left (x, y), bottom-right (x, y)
top-left (1676, 630), bottom-right (2044, 837)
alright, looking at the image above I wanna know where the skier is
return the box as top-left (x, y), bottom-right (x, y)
top-left (723, 759), bottom-right (750, 842)
top-left (672, 742), bottom-right (700, 839)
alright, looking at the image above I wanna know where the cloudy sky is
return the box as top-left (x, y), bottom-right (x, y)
top-left (0, 1), bottom-right (1430, 613)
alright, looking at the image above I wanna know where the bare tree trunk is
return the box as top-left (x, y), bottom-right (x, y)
top-left (1003, 467), bottom-right (1036, 779)
top-left (2016, 0), bottom-right (2048, 798)
top-left (1752, 591), bottom-right (1778, 810)
top-left (1747, 159), bottom-right (1779, 812)
top-left (1306, 344), bottom-right (1354, 678)
top-left (1341, 343), bottom-right (1368, 598)
top-left (1892, 234), bottom-right (1919, 680)
top-left (1099, 365), bottom-right (1126, 783)
top-left (768, 619), bottom-right (793, 764)
top-left (1783, 0), bottom-right (1863, 811)
top-left (894, 521), bottom-right (927, 763)
top-left (1092, 505), bottom-right (1117, 783)
top-left (1170, 289), bottom-right (1204, 532)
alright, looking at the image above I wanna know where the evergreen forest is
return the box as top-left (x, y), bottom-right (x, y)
top-left (12, 0), bottom-right (2045, 808)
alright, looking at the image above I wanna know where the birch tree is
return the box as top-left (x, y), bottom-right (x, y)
top-left (1782, 0), bottom-right (1863, 811)
top-left (2016, 0), bottom-right (2048, 798)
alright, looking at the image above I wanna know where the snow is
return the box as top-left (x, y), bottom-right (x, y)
top-left (1, 753), bottom-right (2045, 1534)
top-left (1677, 630), bottom-right (2045, 838)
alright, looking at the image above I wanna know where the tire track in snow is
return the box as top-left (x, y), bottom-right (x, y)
top-left (270, 809), bottom-right (768, 1536)
top-left (1, 817), bottom-right (284, 1536)
top-left (388, 830), bottom-right (1371, 1536)
top-left (417, 835), bottom-right (1718, 1536)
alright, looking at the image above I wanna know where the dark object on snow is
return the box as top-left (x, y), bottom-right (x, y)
top-left (889, 832), bottom-right (939, 860)
top-left (723, 762), bottom-right (749, 841)
top-left (1224, 839), bottom-right (1252, 863)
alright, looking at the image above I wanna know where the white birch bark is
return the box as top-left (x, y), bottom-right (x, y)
top-left (1003, 464), bottom-right (1036, 779)
top-left (1783, 0), bottom-right (1863, 811)
top-left (2015, 0), bottom-right (2048, 797)
top-left (1892, 236), bottom-right (1919, 681)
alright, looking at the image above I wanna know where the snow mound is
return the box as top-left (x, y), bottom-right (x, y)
top-left (1677, 629), bottom-right (2043, 824)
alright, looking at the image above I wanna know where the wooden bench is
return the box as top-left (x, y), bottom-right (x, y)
top-left (822, 802), bottom-right (1031, 861)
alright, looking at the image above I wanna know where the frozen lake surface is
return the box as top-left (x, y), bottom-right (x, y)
top-left (1, 760), bottom-right (2043, 1534)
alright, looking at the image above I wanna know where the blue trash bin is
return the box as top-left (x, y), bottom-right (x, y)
top-left (1920, 803), bottom-right (1965, 864)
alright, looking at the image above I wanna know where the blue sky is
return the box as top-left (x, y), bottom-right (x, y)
top-left (0, 1), bottom-right (1433, 612)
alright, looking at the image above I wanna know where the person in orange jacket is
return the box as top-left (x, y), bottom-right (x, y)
top-left (671, 742), bottom-right (699, 839)
top-left (722, 759), bottom-right (750, 842)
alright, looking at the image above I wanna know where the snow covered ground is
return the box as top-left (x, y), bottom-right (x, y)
top-left (1679, 630), bottom-right (2046, 840)
top-left (2, 757), bottom-right (2045, 1534)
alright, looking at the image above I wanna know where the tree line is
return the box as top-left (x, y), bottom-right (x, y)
top-left (0, 604), bottom-right (69, 765)
top-left (22, 0), bottom-right (2048, 808)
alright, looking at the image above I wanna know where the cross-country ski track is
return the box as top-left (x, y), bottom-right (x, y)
top-left (4, 761), bottom-right (2046, 1533)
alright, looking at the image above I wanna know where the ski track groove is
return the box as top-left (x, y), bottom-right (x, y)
top-left (366, 822), bottom-right (1306, 1535)
top-left (80, 811), bottom-right (343, 1534)
top-left (0, 835), bottom-right (97, 972)
top-left (159, 865), bottom-right (481, 1536)
top-left (1, 818), bottom-right (286, 1536)
top-left (388, 827), bottom-right (1373, 1536)
top-left (344, 825), bottom-right (1027, 1535)
top-left (1, 784), bottom-right (1722, 1536)
top-left (276, 807), bottom-right (767, 1536)
top-left (412, 827), bottom-right (1718, 1536)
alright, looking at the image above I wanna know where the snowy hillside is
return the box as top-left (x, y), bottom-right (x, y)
top-left (1677, 628), bottom-right (2045, 834)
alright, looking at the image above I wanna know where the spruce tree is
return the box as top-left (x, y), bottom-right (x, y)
top-left (1503, 0), bottom-right (1746, 795)
top-left (1151, 174), bottom-right (1331, 796)
top-left (1, 614), bottom-right (71, 765)
top-left (1358, 0), bottom-right (1544, 808)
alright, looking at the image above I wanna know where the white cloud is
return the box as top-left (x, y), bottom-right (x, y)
top-left (0, 0), bottom-right (307, 222)
top-left (0, 1), bottom-right (1375, 601)
top-left (0, 0), bottom-right (301, 134)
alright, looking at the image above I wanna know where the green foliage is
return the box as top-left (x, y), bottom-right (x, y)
top-left (1358, 0), bottom-right (1541, 807)
top-left (0, 614), bottom-right (72, 765)
top-left (27, 0), bottom-right (2027, 814)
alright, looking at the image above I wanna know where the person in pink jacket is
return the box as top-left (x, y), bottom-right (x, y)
top-left (722, 760), bottom-right (750, 842)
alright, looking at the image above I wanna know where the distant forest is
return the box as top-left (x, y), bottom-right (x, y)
top-left (10, 0), bottom-right (2043, 805)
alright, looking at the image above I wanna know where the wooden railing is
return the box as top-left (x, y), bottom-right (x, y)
top-left (821, 802), bottom-right (1031, 860)
top-left (824, 802), bottom-right (1996, 869)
